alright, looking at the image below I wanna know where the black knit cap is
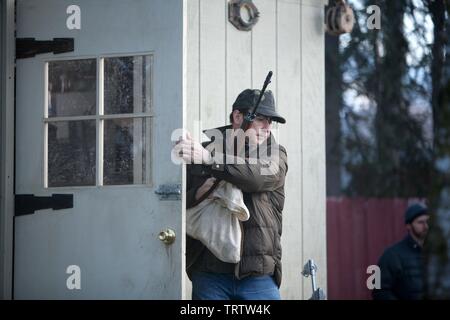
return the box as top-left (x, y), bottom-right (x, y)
top-left (232, 89), bottom-right (286, 124)
top-left (404, 203), bottom-right (428, 224)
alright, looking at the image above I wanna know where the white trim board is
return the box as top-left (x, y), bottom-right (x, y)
top-left (0, 0), bottom-right (15, 300)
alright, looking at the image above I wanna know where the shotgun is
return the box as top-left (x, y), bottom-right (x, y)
top-left (240, 71), bottom-right (273, 131)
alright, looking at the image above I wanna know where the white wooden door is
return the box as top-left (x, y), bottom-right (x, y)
top-left (14, 0), bottom-right (184, 299)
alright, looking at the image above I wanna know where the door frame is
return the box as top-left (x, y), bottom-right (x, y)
top-left (0, 0), bottom-right (15, 300)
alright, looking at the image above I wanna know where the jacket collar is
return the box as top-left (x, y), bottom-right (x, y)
top-left (203, 125), bottom-right (232, 138)
top-left (405, 233), bottom-right (422, 251)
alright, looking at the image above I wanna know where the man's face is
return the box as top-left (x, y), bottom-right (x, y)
top-left (407, 214), bottom-right (430, 241)
top-left (249, 114), bottom-right (272, 144)
top-left (232, 111), bottom-right (272, 144)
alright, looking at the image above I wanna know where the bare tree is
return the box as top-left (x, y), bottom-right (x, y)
top-left (425, 0), bottom-right (450, 299)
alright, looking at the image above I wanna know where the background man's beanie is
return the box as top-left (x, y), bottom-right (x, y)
top-left (404, 203), bottom-right (428, 224)
top-left (232, 89), bottom-right (286, 123)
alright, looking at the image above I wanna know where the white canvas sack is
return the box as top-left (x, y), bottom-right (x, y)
top-left (186, 180), bottom-right (250, 263)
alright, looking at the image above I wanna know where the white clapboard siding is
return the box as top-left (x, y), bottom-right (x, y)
top-left (226, 1), bottom-right (252, 122)
top-left (300, 0), bottom-right (327, 299)
top-left (186, 0), bottom-right (201, 142)
top-left (186, 0), bottom-right (327, 300)
top-left (199, 0), bottom-right (227, 135)
top-left (277, 0), bottom-right (303, 300)
top-left (252, 0), bottom-right (277, 91)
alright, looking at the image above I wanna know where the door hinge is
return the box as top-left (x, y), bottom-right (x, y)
top-left (16, 38), bottom-right (74, 59)
top-left (15, 194), bottom-right (74, 216)
top-left (155, 184), bottom-right (182, 201)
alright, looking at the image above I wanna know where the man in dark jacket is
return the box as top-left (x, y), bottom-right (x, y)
top-left (372, 203), bottom-right (429, 300)
top-left (176, 89), bottom-right (288, 300)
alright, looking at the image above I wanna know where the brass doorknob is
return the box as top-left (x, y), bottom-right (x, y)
top-left (158, 228), bottom-right (176, 245)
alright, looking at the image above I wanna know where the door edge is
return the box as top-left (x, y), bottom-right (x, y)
top-left (0, 0), bottom-right (16, 300)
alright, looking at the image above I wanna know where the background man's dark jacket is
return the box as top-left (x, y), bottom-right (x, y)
top-left (185, 125), bottom-right (288, 287)
top-left (372, 234), bottom-right (424, 300)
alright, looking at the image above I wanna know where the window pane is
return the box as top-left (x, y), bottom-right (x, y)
top-left (104, 55), bottom-right (152, 114)
top-left (103, 118), bottom-right (149, 185)
top-left (48, 59), bottom-right (96, 117)
top-left (48, 120), bottom-right (96, 187)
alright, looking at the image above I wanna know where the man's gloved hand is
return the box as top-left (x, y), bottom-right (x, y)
top-left (175, 131), bottom-right (213, 165)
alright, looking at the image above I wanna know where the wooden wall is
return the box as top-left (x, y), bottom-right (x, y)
top-left (186, 0), bottom-right (327, 299)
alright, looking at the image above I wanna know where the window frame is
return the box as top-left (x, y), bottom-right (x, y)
top-left (43, 52), bottom-right (154, 189)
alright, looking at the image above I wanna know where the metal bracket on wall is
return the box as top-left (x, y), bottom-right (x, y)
top-left (228, 0), bottom-right (259, 31)
top-left (302, 259), bottom-right (327, 300)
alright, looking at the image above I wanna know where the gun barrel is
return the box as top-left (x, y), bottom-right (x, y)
top-left (241, 71), bottom-right (273, 131)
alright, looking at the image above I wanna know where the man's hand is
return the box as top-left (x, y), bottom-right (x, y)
top-left (175, 131), bottom-right (213, 165)
top-left (195, 177), bottom-right (217, 200)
